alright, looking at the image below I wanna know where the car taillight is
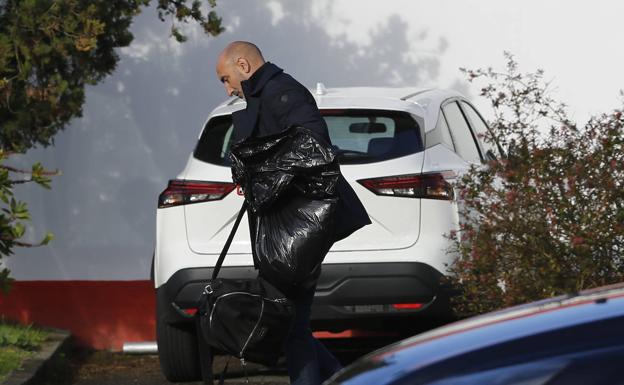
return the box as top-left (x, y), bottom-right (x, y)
top-left (357, 172), bottom-right (455, 200)
top-left (158, 180), bottom-right (236, 208)
top-left (392, 303), bottom-right (424, 310)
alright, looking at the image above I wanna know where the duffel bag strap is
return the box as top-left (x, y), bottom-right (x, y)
top-left (212, 200), bottom-right (248, 280)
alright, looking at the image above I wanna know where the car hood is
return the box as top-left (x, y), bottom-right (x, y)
top-left (327, 284), bottom-right (624, 385)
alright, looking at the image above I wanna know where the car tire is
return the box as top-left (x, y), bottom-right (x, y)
top-left (156, 290), bottom-right (202, 382)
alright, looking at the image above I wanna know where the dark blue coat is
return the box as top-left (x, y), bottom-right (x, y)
top-left (232, 62), bottom-right (371, 243)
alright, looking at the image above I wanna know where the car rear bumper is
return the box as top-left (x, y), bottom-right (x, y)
top-left (312, 262), bottom-right (454, 331)
top-left (158, 262), bottom-right (455, 331)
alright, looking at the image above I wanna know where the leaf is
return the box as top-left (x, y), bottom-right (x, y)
top-left (0, 268), bottom-right (14, 294)
top-left (170, 26), bottom-right (187, 43)
top-left (12, 222), bottom-right (25, 238)
top-left (13, 201), bottom-right (29, 219)
top-left (40, 232), bottom-right (54, 245)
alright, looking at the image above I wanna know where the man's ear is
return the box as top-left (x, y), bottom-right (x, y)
top-left (235, 57), bottom-right (252, 76)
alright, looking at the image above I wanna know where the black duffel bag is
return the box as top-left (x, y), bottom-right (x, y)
top-left (196, 201), bottom-right (294, 367)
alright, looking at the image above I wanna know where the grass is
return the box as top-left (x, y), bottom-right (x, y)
top-left (0, 322), bottom-right (48, 381)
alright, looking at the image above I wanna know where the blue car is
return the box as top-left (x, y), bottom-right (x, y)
top-left (326, 283), bottom-right (624, 385)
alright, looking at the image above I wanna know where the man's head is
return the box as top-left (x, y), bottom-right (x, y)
top-left (216, 41), bottom-right (265, 99)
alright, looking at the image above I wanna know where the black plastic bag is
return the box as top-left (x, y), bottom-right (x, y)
top-left (253, 195), bottom-right (337, 294)
top-left (231, 126), bottom-right (340, 213)
top-left (230, 126), bottom-right (340, 295)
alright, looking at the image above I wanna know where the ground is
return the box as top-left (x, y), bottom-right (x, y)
top-left (37, 337), bottom-right (393, 384)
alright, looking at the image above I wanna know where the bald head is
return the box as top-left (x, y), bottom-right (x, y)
top-left (219, 41), bottom-right (265, 67)
top-left (216, 41), bottom-right (266, 98)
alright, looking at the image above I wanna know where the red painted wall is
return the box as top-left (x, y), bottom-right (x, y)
top-left (0, 280), bottom-right (155, 351)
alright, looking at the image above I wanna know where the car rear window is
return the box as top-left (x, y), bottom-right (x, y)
top-left (193, 109), bottom-right (423, 166)
top-left (322, 109), bottom-right (422, 164)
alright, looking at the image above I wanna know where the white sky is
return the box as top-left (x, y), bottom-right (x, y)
top-left (309, 0), bottom-right (624, 122)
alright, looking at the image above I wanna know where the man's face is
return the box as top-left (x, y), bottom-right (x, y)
top-left (216, 57), bottom-right (246, 99)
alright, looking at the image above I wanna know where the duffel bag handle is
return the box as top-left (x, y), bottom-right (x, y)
top-left (212, 200), bottom-right (248, 280)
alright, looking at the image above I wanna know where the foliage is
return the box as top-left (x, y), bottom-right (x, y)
top-left (0, 321), bottom-right (48, 381)
top-left (0, 151), bottom-right (57, 293)
top-left (448, 53), bottom-right (624, 317)
top-left (0, 0), bottom-right (223, 152)
top-left (0, 321), bottom-right (47, 351)
top-left (0, 0), bottom-right (223, 290)
top-left (0, 347), bottom-right (29, 381)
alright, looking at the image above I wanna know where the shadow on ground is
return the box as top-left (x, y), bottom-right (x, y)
top-left (35, 336), bottom-right (397, 385)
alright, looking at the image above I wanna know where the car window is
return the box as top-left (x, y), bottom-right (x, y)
top-left (425, 359), bottom-right (567, 385)
top-left (194, 110), bottom-right (423, 166)
top-left (423, 346), bottom-right (624, 385)
top-left (442, 102), bottom-right (481, 163)
top-left (194, 115), bottom-right (234, 166)
top-left (435, 110), bottom-right (455, 150)
top-left (325, 116), bottom-right (394, 152)
top-left (460, 101), bottom-right (498, 160)
top-left (323, 109), bottom-right (423, 164)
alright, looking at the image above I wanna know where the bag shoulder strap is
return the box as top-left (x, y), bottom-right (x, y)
top-left (212, 200), bottom-right (248, 280)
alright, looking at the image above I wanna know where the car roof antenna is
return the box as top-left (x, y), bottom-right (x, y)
top-left (316, 82), bottom-right (327, 96)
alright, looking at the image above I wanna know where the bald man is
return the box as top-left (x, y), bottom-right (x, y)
top-left (215, 41), bottom-right (263, 99)
top-left (215, 41), bottom-right (370, 385)
top-left (215, 41), bottom-right (335, 144)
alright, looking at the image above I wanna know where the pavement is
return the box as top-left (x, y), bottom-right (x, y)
top-left (4, 344), bottom-right (290, 385)
top-left (66, 353), bottom-right (289, 385)
top-left (1, 334), bottom-right (394, 384)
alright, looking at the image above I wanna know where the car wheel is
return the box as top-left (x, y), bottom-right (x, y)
top-left (156, 290), bottom-right (203, 382)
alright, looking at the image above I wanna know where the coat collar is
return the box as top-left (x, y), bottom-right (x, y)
top-left (241, 62), bottom-right (283, 97)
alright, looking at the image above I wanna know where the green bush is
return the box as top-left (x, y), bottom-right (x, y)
top-left (0, 347), bottom-right (30, 381)
top-left (0, 322), bottom-right (47, 351)
top-left (448, 53), bottom-right (624, 317)
top-left (0, 322), bottom-right (48, 381)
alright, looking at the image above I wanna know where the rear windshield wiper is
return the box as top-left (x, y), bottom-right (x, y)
top-left (335, 149), bottom-right (373, 159)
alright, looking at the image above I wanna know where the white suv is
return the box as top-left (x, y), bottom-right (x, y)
top-left (154, 86), bottom-right (497, 382)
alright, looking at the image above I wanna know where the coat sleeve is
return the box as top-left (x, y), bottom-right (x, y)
top-left (263, 85), bottom-right (332, 144)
